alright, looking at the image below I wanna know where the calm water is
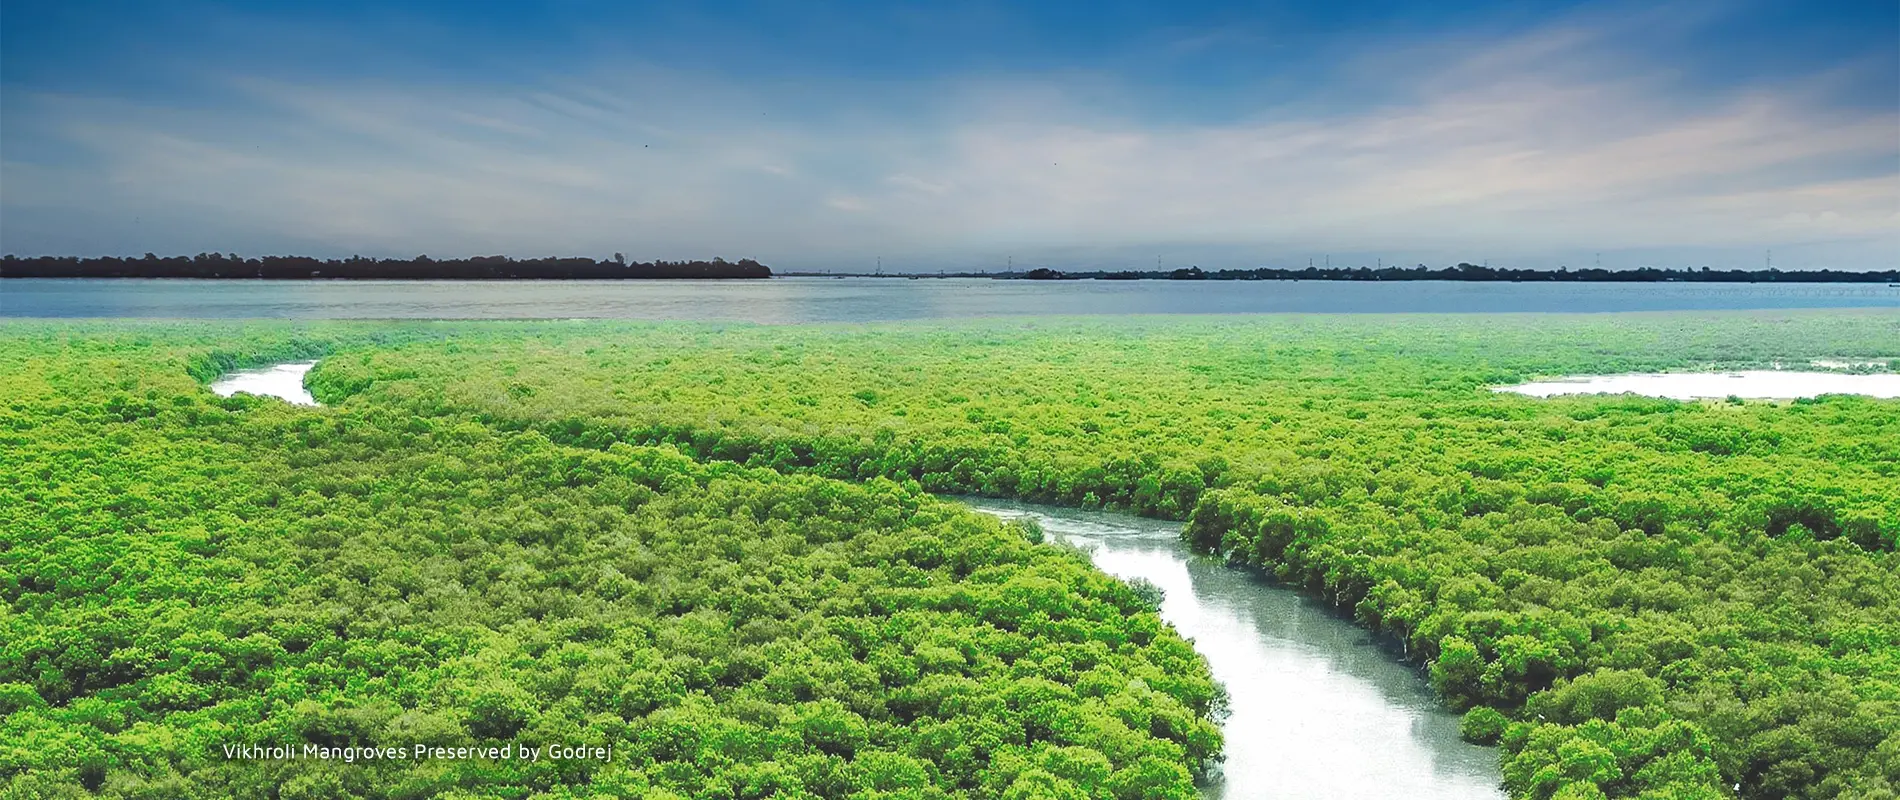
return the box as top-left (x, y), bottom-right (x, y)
top-left (208, 362), bottom-right (319, 405)
top-left (959, 499), bottom-right (1504, 800)
top-left (6, 278), bottom-right (1896, 320)
top-left (1497, 371), bottom-right (1900, 400)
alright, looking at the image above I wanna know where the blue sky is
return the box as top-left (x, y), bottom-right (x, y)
top-left (3, 0), bottom-right (1895, 270)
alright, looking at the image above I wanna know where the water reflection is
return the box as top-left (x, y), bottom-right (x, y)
top-left (208, 362), bottom-right (320, 405)
top-left (960, 498), bottom-right (1503, 800)
top-left (6, 277), bottom-right (1896, 320)
top-left (1496, 370), bottom-right (1900, 399)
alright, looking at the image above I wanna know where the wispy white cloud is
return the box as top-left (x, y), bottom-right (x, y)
top-left (1, 5), bottom-right (1894, 269)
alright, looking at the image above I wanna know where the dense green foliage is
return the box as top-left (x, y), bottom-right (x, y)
top-left (1, 325), bottom-right (1221, 799)
top-left (5, 311), bottom-right (1898, 799)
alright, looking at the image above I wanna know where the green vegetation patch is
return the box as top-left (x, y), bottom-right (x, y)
top-left (5, 310), bottom-right (1899, 800)
top-left (1, 324), bottom-right (1221, 799)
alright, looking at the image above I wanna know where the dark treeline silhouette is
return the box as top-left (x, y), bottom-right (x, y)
top-left (1001, 263), bottom-right (1899, 282)
top-left (1, 253), bottom-right (772, 279)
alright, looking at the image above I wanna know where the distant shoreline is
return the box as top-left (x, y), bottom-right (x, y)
top-left (1, 255), bottom-right (772, 280)
top-left (783, 264), bottom-right (1900, 283)
top-left (7, 256), bottom-right (1895, 283)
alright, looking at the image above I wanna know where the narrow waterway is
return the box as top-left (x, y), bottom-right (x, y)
top-left (958, 498), bottom-right (1504, 800)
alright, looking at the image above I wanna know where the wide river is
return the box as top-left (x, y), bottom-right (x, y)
top-left (957, 498), bottom-right (1504, 800)
top-left (6, 277), bottom-right (1896, 320)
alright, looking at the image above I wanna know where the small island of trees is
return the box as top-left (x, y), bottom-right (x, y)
top-left (0, 253), bottom-right (772, 279)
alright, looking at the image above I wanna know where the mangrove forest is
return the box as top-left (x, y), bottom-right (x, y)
top-left (3, 311), bottom-right (1898, 799)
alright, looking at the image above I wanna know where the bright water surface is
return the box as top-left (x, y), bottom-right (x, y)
top-left (208, 362), bottom-right (319, 405)
top-left (7, 278), bottom-right (1897, 320)
top-left (958, 498), bottom-right (1505, 800)
top-left (1497, 371), bottom-right (1900, 399)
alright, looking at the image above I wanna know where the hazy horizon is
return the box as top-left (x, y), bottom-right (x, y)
top-left (3, 0), bottom-right (1896, 272)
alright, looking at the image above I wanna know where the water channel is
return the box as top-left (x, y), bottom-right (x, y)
top-left (207, 361), bottom-right (320, 405)
top-left (958, 498), bottom-right (1504, 800)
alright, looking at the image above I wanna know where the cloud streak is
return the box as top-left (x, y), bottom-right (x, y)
top-left (2, 4), bottom-right (1894, 269)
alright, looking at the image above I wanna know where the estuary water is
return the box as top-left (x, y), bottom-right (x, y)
top-left (958, 498), bottom-right (1504, 800)
top-left (208, 362), bottom-right (319, 405)
top-left (1496, 370), bottom-right (1900, 399)
top-left (6, 277), bottom-right (1896, 320)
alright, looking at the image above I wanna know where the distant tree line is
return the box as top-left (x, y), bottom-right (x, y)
top-left (1006, 263), bottom-right (1899, 282)
top-left (0, 253), bottom-right (772, 279)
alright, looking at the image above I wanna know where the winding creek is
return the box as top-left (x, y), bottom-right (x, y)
top-left (958, 498), bottom-right (1505, 800)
